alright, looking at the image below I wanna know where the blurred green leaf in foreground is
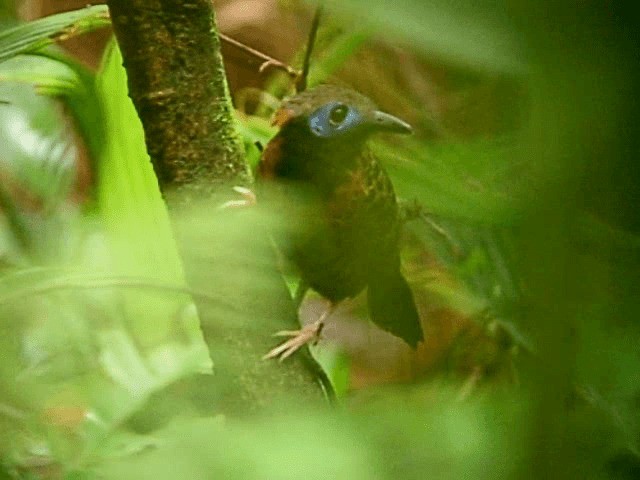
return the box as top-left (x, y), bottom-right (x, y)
top-left (1, 1), bottom-right (640, 479)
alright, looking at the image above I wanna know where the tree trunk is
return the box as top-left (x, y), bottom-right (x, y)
top-left (106, 0), bottom-right (329, 414)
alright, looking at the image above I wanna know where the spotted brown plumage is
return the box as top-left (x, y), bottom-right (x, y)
top-left (259, 85), bottom-right (423, 359)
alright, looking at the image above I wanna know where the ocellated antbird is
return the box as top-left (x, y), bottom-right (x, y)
top-left (259, 85), bottom-right (423, 360)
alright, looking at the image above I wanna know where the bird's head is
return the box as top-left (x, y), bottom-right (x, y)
top-left (260, 85), bottom-right (412, 183)
top-left (272, 85), bottom-right (412, 143)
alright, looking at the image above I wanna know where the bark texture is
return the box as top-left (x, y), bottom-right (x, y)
top-left (107, 0), bottom-right (249, 196)
top-left (105, 0), bottom-right (328, 413)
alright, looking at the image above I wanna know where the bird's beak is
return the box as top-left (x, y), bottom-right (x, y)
top-left (370, 111), bottom-right (413, 135)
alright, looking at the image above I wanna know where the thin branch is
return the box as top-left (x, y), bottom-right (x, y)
top-left (219, 32), bottom-right (300, 79)
top-left (0, 272), bottom-right (337, 401)
top-left (0, 274), bottom-right (239, 311)
top-left (296, 3), bottom-right (324, 92)
top-left (400, 198), bottom-right (459, 255)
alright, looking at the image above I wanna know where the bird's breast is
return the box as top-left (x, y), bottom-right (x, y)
top-left (258, 136), bottom-right (401, 302)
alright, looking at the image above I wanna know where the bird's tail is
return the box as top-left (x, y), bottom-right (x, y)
top-left (367, 269), bottom-right (423, 348)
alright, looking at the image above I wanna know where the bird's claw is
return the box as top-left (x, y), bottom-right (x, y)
top-left (262, 320), bottom-right (323, 361)
top-left (219, 186), bottom-right (257, 209)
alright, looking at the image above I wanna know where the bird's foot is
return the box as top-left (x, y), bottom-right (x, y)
top-left (262, 319), bottom-right (324, 361)
top-left (219, 186), bottom-right (257, 209)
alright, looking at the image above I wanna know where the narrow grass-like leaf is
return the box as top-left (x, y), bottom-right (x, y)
top-left (0, 5), bottom-right (110, 64)
top-left (307, 29), bottom-right (371, 87)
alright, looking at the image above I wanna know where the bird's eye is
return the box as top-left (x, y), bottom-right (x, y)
top-left (328, 104), bottom-right (349, 126)
top-left (308, 102), bottom-right (359, 137)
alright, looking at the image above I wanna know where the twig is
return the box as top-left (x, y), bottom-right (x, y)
top-left (0, 274), bottom-right (240, 313)
top-left (296, 3), bottom-right (324, 92)
top-left (456, 366), bottom-right (484, 402)
top-left (420, 212), bottom-right (456, 247)
top-left (400, 199), bottom-right (459, 256)
top-left (219, 32), bottom-right (300, 79)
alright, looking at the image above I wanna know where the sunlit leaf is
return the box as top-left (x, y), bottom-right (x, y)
top-left (95, 38), bottom-right (211, 369)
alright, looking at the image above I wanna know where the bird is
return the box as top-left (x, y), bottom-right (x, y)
top-left (258, 84), bottom-right (424, 360)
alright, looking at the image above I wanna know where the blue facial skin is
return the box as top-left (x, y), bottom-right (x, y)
top-left (308, 102), bottom-right (363, 138)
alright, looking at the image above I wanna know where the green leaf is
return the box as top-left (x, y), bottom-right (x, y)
top-left (311, 346), bottom-right (351, 398)
top-left (0, 54), bottom-right (79, 95)
top-left (95, 39), bottom-right (186, 286)
top-left (0, 5), bottom-right (110, 64)
top-left (328, 0), bottom-right (527, 74)
top-left (0, 50), bottom-right (106, 172)
top-left (37, 49), bottom-right (107, 167)
top-left (94, 38), bottom-right (212, 369)
top-left (308, 29), bottom-right (371, 87)
top-left (0, 81), bottom-right (76, 216)
top-left (381, 138), bottom-right (524, 224)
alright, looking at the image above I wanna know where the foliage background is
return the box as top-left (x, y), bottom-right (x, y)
top-left (1, 0), bottom-right (639, 479)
